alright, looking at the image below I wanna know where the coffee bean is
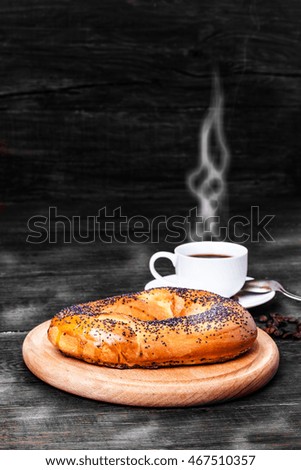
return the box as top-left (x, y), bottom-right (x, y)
top-left (259, 315), bottom-right (268, 322)
top-left (263, 326), bottom-right (277, 334)
top-left (256, 312), bottom-right (301, 340)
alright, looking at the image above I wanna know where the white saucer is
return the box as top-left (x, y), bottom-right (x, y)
top-left (144, 275), bottom-right (275, 309)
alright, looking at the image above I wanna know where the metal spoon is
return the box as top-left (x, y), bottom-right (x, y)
top-left (242, 279), bottom-right (301, 301)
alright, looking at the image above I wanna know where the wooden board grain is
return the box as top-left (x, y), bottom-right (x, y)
top-left (22, 321), bottom-right (279, 408)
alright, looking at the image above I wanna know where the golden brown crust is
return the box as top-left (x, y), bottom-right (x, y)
top-left (47, 287), bottom-right (257, 368)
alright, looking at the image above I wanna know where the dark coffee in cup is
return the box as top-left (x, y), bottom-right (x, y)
top-left (190, 254), bottom-right (232, 259)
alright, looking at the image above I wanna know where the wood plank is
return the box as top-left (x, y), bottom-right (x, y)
top-left (1, 332), bottom-right (300, 449)
top-left (1, 196), bottom-right (301, 332)
top-left (0, 0), bottom-right (300, 204)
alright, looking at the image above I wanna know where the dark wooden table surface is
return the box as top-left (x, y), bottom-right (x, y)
top-left (1, 197), bottom-right (301, 450)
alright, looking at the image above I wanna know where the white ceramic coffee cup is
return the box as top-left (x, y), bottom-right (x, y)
top-left (149, 241), bottom-right (248, 297)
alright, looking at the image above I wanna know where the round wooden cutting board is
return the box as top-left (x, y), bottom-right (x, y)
top-left (22, 321), bottom-right (279, 407)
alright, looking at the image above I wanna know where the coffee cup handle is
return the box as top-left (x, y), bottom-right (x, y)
top-left (149, 251), bottom-right (177, 280)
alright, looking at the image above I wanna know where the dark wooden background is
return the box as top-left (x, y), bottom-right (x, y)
top-left (1, 0), bottom-right (301, 450)
top-left (0, 0), bottom-right (301, 212)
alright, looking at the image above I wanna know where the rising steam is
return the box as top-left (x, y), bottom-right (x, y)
top-left (187, 74), bottom-right (230, 239)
